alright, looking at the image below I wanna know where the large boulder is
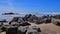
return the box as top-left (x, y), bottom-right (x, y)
top-left (26, 26), bottom-right (41, 34)
top-left (6, 26), bottom-right (18, 34)
top-left (45, 18), bottom-right (51, 24)
top-left (18, 26), bottom-right (29, 34)
top-left (28, 15), bottom-right (38, 23)
top-left (19, 21), bottom-right (31, 26)
top-left (56, 22), bottom-right (60, 26)
top-left (9, 17), bottom-right (19, 24)
top-left (1, 27), bottom-right (6, 32)
top-left (22, 14), bottom-right (32, 21)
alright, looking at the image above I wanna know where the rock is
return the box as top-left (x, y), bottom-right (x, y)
top-left (56, 22), bottom-right (60, 26)
top-left (26, 26), bottom-right (41, 34)
top-left (1, 27), bottom-right (6, 32)
top-left (19, 21), bottom-right (31, 26)
top-left (6, 27), bottom-right (18, 34)
top-left (22, 14), bottom-right (32, 21)
top-left (45, 18), bottom-right (51, 24)
top-left (18, 26), bottom-right (29, 34)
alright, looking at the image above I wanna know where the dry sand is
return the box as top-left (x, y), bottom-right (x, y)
top-left (29, 22), bottom-right (60, 32)
top-left (0, 32), bottom-right (6, 34)
top-left (39, 23), bottom-right (60, 32)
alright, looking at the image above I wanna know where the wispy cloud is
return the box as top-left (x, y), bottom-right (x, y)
top-left (7, 0), bottom-right (13, 6)
top-left (0, 0), bottom-right (19, 14)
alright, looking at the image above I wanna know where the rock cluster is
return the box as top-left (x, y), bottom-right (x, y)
top-left (0, 14), bottom-right (60, 34)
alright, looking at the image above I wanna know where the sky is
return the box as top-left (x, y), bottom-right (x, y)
top-left (0, 0), bottom-right (60, 15)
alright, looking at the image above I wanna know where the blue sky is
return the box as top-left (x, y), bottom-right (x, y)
top-left (0, 0), bottom-right (60, 15)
